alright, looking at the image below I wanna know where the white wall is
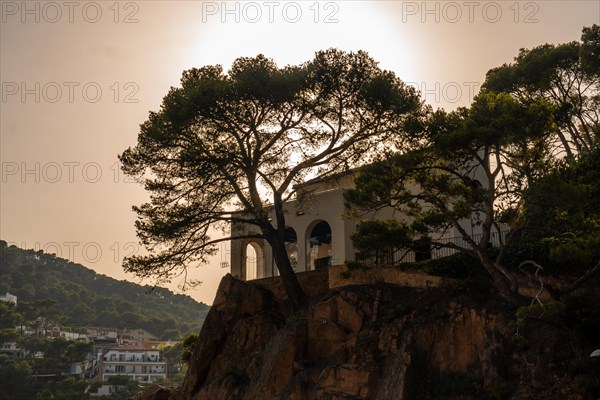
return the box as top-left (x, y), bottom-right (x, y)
top-left (230, 183), bottom-right (355, 278)
top-left (230, 165), bottom-right (506, 280)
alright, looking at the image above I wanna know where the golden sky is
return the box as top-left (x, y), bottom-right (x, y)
top-left (1, 0), bottom-right (599, 304)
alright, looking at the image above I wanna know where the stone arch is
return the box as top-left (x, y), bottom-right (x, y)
top-left (243, 241), bottom-right (264, 280)
top-left (305, 220), bottom-right (333, 270)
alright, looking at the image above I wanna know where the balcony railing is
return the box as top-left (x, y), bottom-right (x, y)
top-left (356, 231), bottom-right (508, 268)
top-left (106, 355), bottom-right (160, 362)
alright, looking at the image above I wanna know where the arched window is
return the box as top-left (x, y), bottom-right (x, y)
top-left (245, 242), bottom-right (263, 280)
top-left (306, 220), bottom-right (332, 270)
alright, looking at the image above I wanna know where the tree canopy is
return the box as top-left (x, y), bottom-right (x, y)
top-left (346, 26), bottom-right (600, 303)
top-left (120, 49), bottom-right (422, 310)
top-left (483, 24), bottom-right (600, 157)
top-left (346, 92), bottom-right (554, 301)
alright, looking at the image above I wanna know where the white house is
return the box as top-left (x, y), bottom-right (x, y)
top-left (230, 166), bottom-right (505, 281)
top-left (70, 352), bottom-right (98, 379)
top-left (0, 292), bottom-right (17, 306)
top-left (99, 346), bottom-right (166, 385)
top-left (120, 328), bottom-right (158, 343)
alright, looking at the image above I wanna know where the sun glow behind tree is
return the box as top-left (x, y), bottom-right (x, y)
top-left (1, 0), bottom-right (597, 305)
top-left (185, 1), bottom-right (416, 84)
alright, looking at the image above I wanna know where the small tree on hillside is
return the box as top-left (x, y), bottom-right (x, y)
top-left (120, 49), bottom-right (422, 311)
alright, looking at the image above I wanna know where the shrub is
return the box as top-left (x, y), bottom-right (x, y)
top-left (515, 300), bottom-right (567, 328)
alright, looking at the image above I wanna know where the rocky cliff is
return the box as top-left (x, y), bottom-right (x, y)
top-left (136, 274), bottom-right (600, 400)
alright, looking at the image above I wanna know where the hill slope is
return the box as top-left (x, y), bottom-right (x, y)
top-left (0, 240), bottom-right (209, 339)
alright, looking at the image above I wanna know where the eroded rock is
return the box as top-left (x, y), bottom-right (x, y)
top-left (149, 275), bottom-right (599, 400)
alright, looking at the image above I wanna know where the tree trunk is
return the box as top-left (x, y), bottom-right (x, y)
top-left (265, 231), bottom-right (309, 313)
top-left (264, 192), bottom-right (309, 313)
top-left (479, 255), bottom-right (519, 305)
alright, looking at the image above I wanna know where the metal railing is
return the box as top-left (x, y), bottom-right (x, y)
top-left (357, 231), bottom-right (508, 268)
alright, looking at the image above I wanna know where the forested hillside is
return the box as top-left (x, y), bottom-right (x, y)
top-left (0, 240), bottom-right (209, 339)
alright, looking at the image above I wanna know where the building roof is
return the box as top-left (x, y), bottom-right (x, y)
top-left (104, 344), bottom-right (161, 352)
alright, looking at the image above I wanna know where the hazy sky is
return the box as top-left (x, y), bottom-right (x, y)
top-left (1, 0), bottom-right (598, 305)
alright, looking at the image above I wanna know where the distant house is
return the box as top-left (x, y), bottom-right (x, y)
top-left (92, 336), bottom-right (119, 349)
top-left (60, 330), bottom-right (87, 340)
top-left (99, 347), bottom-right (167, 385)
top-left (0, 292), bottom-right (17, 305)
top-left (120, 328), bottom-right (158, 343)
top-left (92, 384), bottom-right (120, 397)
top-left (0, 342), bottom-right (23, 356)
top-left (86, 327), bottom-right (119, 349)
top-left (16, 325), bottom-right (34, 335)
top-left (231, 167), bottom-right (506, 280)
top-left (31, 316), bottom-right (59, 337)
top-left (70, 352), bottom-right (98, 379)
top-left (86, 327), bottom-right (119, 340)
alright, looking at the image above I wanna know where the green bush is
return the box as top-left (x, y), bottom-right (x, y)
top-left (181, 333), bottom-right (198, 365)
top-left (515, 300), bottom-right (567, 327)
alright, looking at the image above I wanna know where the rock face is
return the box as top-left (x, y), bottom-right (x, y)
top-left (137, 274), bottom-right (600, 400)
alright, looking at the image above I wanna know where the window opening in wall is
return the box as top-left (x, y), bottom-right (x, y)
top-left (307, 221), bottom-right (332, 270)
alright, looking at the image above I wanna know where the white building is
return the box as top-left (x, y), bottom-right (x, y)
top-left (120, 328), bottom-right (158, 343)
top-left (100, 347), bottom-right (166, 385)
top-left (60, 331), bottom-right (87, 340)
top-left (0, 292), bottom-right (17, 305)
top-left (231, 167), bottom-right (505, 280)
